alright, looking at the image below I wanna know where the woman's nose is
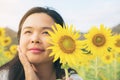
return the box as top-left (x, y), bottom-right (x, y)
top-left (31, 33), bottom-right (41, 44)
top-left (31, 40), bottom-right (40, 43)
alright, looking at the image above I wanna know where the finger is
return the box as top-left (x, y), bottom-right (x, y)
top-left (17, 46), bottom-right (38, 72)
top-left (17, 46), bottom-right (39, 80)
top-left (17, 46), bottom-right (32, 70)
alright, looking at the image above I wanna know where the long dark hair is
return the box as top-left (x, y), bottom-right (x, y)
top-left (0, 7), bottom-right (65, 80)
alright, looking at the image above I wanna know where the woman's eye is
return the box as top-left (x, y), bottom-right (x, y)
top-left (42, 31), bottom-right (49, 35)
top-left (24, 31), bottom-right (31, 34)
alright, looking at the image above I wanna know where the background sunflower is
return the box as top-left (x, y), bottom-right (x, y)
top-left (0, 27), bottom-right (17, 66)
top-left (84, 24), bottom-right (115, 57)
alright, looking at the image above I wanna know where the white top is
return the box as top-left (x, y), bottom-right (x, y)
top-left (70, 74), bottom-right (83, 80)
top-left (0, 69), bottom-right (8, 80)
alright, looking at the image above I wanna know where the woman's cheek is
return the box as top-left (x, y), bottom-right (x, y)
top-left (20, 36), bottom-right (29, 49)
top-left (20, 37), bottom-right (24, 45)
top-left (41, 36), bottom-right (49, 47)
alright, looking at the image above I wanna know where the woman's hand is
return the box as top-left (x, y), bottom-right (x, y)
top-left (17, 46), bottom-right (39, 80)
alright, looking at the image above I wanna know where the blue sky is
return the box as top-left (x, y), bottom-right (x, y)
top-left (0, 0), bottom-right (120, 32)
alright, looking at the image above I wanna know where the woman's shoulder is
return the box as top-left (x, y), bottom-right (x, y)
top-left (0, 69), bottom-right (9, 80)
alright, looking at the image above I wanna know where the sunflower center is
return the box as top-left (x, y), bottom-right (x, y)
top-left (59, 35), bottom-right (76, 53)
top-left (4, 39), bottom-right (9, 43)
top-left (115, 39), bottom-right (120, 47)
top-left (92, 34), bottom-right (106, 47)
top-left (106, 55), bottom-right (110, 60)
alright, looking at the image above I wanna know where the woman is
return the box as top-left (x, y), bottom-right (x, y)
top-left (0, 7), bottom-right (75, 80)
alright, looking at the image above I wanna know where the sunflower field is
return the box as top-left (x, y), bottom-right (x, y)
top-left (48, 24), bottom-right (120, 80)
top-left (0, 24), bottom-right (120, 80)
top-left (0, 27), bottom-right (17, 66)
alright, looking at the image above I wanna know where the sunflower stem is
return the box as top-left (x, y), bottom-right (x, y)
top-left (107, 64), bottom-right (110, 80)
top-left (65, 68), bottom-right (69, 79)
top-left (113, 53), bottom-right (117, 80)
top-left (95, 57), bottom-right (98, 80)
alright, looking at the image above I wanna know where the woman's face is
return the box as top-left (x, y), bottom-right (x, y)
top-left (19, 13), bottom-right (54, 64)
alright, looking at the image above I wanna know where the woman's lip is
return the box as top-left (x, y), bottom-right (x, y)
top-left (29, 48), bottom-right (45, 54)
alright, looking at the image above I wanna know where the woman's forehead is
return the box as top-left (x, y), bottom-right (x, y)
top-left (22, 13), bottom-right (55, 29)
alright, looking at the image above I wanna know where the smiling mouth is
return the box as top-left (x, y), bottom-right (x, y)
top-left (29, 48), bottom-right (45, 54)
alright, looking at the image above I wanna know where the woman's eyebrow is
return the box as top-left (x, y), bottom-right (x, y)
top-left (22, 26), bottom-right (53, 31)
top-left (42, 27), bottom-right (53, 31)
top-left (23, 26), bottom-right (32, 30)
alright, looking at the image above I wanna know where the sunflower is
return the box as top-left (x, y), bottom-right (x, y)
top-left (113, 34), bottom-right (120, 53)
top-left (10, 44), bottom-right (17, 54)
top-left (101, 52), bottom-right (114, 64)
top-left (47, 24), bottom-right (82, 66)
top-left (0, 36), bottom-right (11, 46)
top-left (84, 24), bottom-right (115, 57)
top-left (0, 27), bottom-right (5, 37)
top-left (116, 57), bottom-right (120, 62)
top-left (4, 51), bottom-right (14, 59)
